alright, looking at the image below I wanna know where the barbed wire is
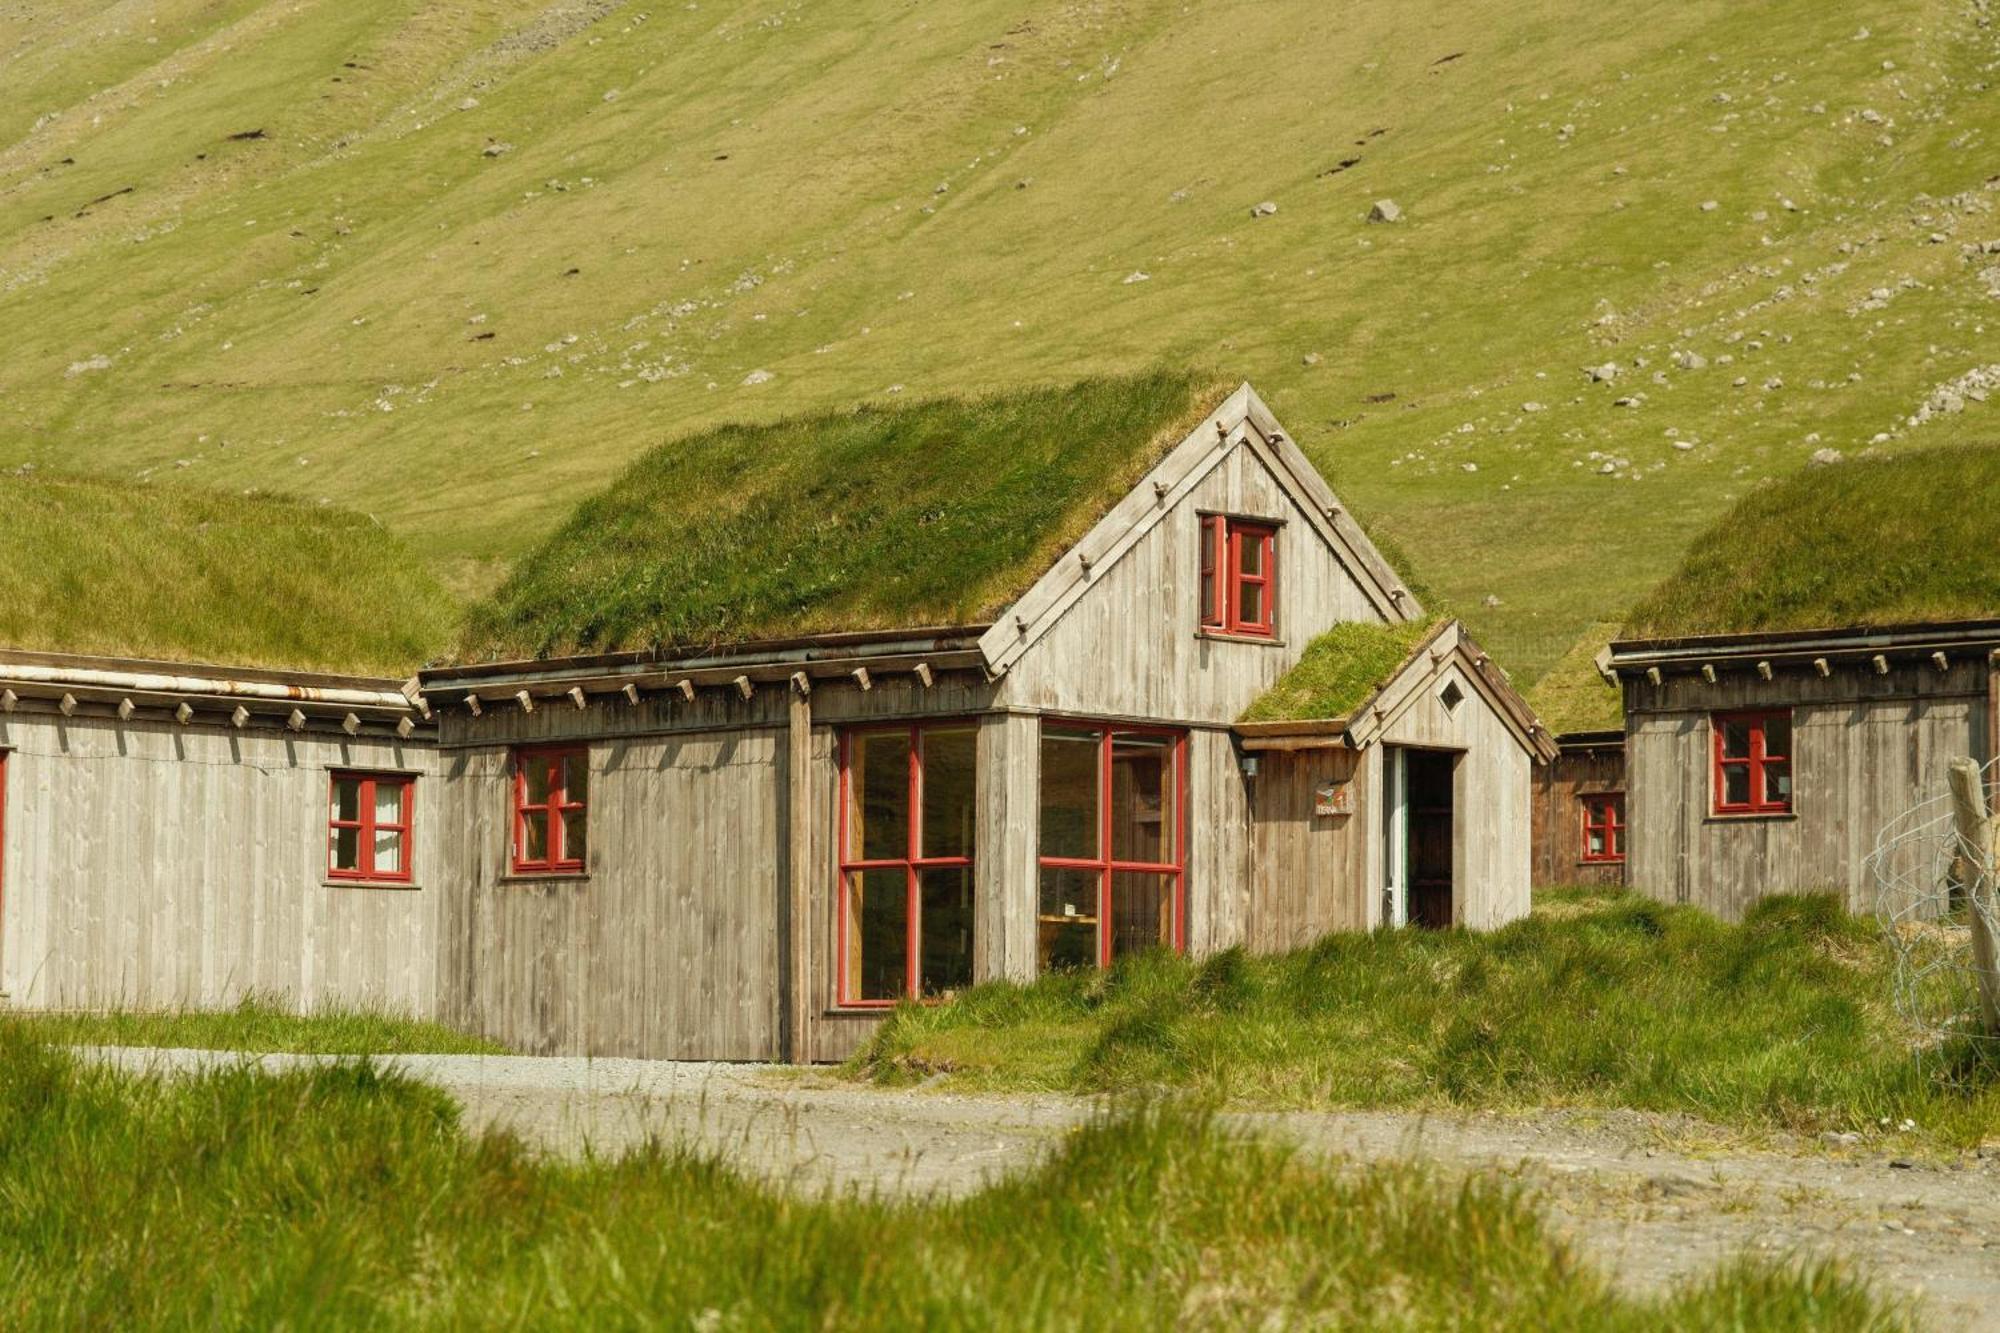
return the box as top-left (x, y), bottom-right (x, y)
top-left (1867, 756), bottom-right (2000, 1057)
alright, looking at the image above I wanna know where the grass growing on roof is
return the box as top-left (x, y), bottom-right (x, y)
top-left (0, 1031), bottom-right (1903, 1329)
top-left (856, 890), bottom-right (2000, 1150)
top-left (1238, 616), bottom-right (1441, 722)
top-left (1624, 444), bottom-right (2000, 638)
top-left (460, 370), bottom-right (1221, 658)
top-left (14, 996), bottom-right (503, 1056)
top-left (0, 472), bottom-right (458, 674)
top-left (1527, 620), bottom-right (1626, 734)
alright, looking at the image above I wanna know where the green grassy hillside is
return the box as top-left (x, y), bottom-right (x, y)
top-left (0, 472), bottom-right (457, 673)
top-left (4, 0), bottom-right (1998, 678)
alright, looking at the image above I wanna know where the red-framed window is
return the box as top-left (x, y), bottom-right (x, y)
top-left (1580, 792), bottom-right (1625, 863)
top-left (837, 722), bottom-right (977, 1006)
top-left (1036, 722), bottom-right (1187, 971)
top-left (1199, 514), bottom-right (1278, 638)
top-left (328, 772), bottom-right (415, 883)
top-left (512, 746), bottom-right (589, 875)
top-left (1712, 711), bottom-right (1792, 816)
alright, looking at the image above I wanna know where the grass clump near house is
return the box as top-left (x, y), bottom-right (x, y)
top-left (13, 996), bottom-right (503, 1056)
top-left (460, 371), bottom-right (1221, 659)
top-left (0, 472), bottom-right (459, 674)
top-left (1238, 616), bottom-right (1442, 722)
top-left (1624, 444), bottom-right (2000, 639)
top-left (1527, 621), bottom-right (1626, 734)
top-left (0, 1031), bottom-right (1900, 1330)
top-left (857, 890), bottom-right (2000, 1149)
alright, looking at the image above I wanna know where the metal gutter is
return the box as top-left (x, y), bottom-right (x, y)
top-left (422, 626), bottom-right (993, 688)
top-left (0, 657), bottom-right (414, 710)
top-left (1607, 619), bottom-right (2000, 671)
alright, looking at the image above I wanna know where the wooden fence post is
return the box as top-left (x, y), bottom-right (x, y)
top-left (1945, 757), bottom-right (2000, 1036)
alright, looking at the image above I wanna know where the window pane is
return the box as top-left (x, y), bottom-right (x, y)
top-left (374, 829), bottom-right (404, 875)
top-left (919, 866), bottom-right (974, 998)
top-left (1037, 866), bottom-right (1099, 972)
top-left (524, 757), bottom-right (553, 805)
top-left (521, 810), bottom-right (550, 863)
top-left (1039, 728), bottom-right (1100, 859)
top-left (849, 868), bottom-right (909, 1002)
top-left (373, 780), bottom-right (404, 829)
top-left (920, 728), bottom-right (977, 860)
top-left (331, 825), bottom-right (361, 872)
top-left (1236, 579), bottom-right (1266, 626)
top-left (1237, 529), bottom-right (1265, 576)
top-left (1722, 764), bottom-right (1750, 807)
top-left (1110, 733), bottom-right (1176, 864)
top-left (560, 807), bottom-right (588, 865)
top-left (1586, 828), bottom-right (1606, 858)
top-left (1763, 760), bottom-right (1792, 807)
top-left (1719, 720), bottom-right (1752, 760)
top-left (332, 777), bottom-right (361, 823)
top-left (1762, 713), bottom-right (1791, 759)
top-left (1199, 516), bottom-right (1220, 626)
top-left (1109, 871), bottom-right (1176, 960)
top-left (851, 731), bottom-right (911, 862)
top-left (562, 753), bottom-right (588, 807)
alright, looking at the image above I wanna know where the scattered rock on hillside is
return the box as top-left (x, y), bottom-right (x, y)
top-left (1808, 448), bottom-right (1844, 467)
top-left (1368, 199), bottom-right (1402, 223)
top-left (1301, 352), bottom-right (1322, 367)
top-left (742, 369), bottom-right (774, 386)
top-left (1250, 200), bottom-right (1279, 218)
top-left (1122, 271), bottom-right (1151, 284)
top-left (1699, 200), bottom-right (1719, 212)
top-left (65, 354), bottom-right (112, 376)
top-left (1482, 594), bottom-right (1502, 608)
top-left (1521, 401), bottom-right (1546, 413)
top-left (457, 97), bottom-right (480, 111)
top-left (481, 140), bottom-right (514, 157)
top-left (1673, 350), bottom-right (1708, 371)
top-left (1586, 362), bottom-right (1619, 383)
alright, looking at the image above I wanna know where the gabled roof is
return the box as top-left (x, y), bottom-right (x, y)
top-left (1236, 618), bottom-right (1558, 763)
top-left (979, 383), bottom-right (1421, 674)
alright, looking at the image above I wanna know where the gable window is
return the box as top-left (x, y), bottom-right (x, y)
top-left (1199, 514), bottom-right (1278, 638)
top-left (1036, 723), bottom-right (1186, 972)
top-left (1712, 711), bottom-right (1792, 816)
top-left (513, 746), bottom-right (588, 875)
top-left (1580, 792), bottom-right (1625, 863)
top-left (838, 723), bottom-right (977, 1005)
top-left (328, 773), bottom-right (414, 884)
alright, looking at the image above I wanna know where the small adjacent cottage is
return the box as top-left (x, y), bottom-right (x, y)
top-left (0, 380), bottom-right (1555, 1060)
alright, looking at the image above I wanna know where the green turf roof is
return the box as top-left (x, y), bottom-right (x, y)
top-left (1623, 444), bottom-right (2000, 640)
top-left (1238, 618), bottom-right (1445, 724)
top-left (460, 370), bottom-right (1226, 660)
top-left (0, 472), bottom-right (458, 675)
top-left (1524, 622), bottom-right (1625, 735)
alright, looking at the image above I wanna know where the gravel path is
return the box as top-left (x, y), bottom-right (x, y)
top-left (78, 1048), bottom-right (2000, 1329)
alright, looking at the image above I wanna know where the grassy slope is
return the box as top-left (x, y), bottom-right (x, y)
top-left (462, 370), bottom-right (1218, 658)
top-left (3, 1), bottom-right (1997, 680)
top-left (1527, 618), bottom-right (1626, 733)
top-left (0, 471), bottom-right (458, 672)
top-left (0, 1035), bottom-right (1901, 1329)
top-left (1625, 443), bottom-right (2000, 637)
top-left (858, 890), bottom-right (2000, 1150)
top-left (1238, 616), bottom-right (1440, 722)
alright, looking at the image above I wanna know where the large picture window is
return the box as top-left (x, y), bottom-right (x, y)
top-left (328, 772), bottom-right (414, 883)
top-left (513, 746), bottom-right (588, 875)
top-left (1199, 514), bottom-right (1278, 638)
top-left (1580, 792), bottom-right (1625, 864)
top-left (1036, 723), bottom-right (1186, 971)
top-left (1712, 711), bottom-right (1792, 816)
top-left (838, 723), bottom-right (977, 1005)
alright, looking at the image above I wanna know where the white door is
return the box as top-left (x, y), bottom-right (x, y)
top-left (1381, 747), bottom-right (1408, 929)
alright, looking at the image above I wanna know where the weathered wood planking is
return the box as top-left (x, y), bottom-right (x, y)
top-left (0, 713), bottom-right (440, 1015)
top-left (1624, 660), bottom-right (1992, 917)
top-left (1531, 744), bottom-right (1626, 888)
top-left (1246, 749), bottom-right (1367, 950)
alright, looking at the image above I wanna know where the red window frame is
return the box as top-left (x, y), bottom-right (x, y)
top-left (1711, 710), bottom-right (1792, 817)
top-left (1037, 722), bottom-right (1189, 968)
top-left (512, 746), bottom-right (588, 875)
top-left (327, 771), bottom-right (415, 884)
top-left (1580, 792), bottom-right (1625, 864)
top-left (836, 721), bottom-right (977, 1007)
top-left (1199, 514), bottom-right (1278, 638)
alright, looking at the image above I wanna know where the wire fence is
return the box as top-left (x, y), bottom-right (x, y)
top-left (1866, 756), bottom-right (2000, 1055)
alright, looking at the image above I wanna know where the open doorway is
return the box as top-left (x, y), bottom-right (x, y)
top-left (1382, 747), bottom-right (1456, 929)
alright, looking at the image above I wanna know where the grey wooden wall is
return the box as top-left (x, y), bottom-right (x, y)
top-left (0, 714), bottom-right (441, 1016)
top-left (1624, 661), bottom-right (1991, 918)
top-left (1245, 748), bottom-right (1369, 951)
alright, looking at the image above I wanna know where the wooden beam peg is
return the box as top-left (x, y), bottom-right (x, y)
top-left (1813, 657), bottom-right (1831, 678)
top-left (117, 697), bottom-right (136, 721)
top-left (1873, 655), bottom-right (1890, 675)
top-left (1645, 666), bottom-right (1662, 687)
top-left (0, 689), bottom-right (14, 712)
top-left (568, 686), bottom-right (588, 710)
top-left (790, 671), bottom-right (812, 697)
top-left (396, 716), bottom-right (415, 739)
top-left (341, 712), bottom-right (361, 735)
top-left (1933, 651), bottom-right (1950, 672)
top-left (1700, 664), bottom-right (1717, 684)
top-left (1756, 660), bottom-right (1773, 681)
top-left (465, 693), bottom-right (483, 717)
top-left (676, 679), bottom-right (696, 703)
top-left (59, 693), bottom-right (78, 717)
top-left (914, 662), bottom-right (934, 688)
top-left (175, 702), bottom-right (194, 726)
top-left (733, 675), bottom-right (754, 701)
top-left (622, 682), bottom-right (642, 706)
top-left (231, 706), bottom-right (250, 729)
top-left (287, 708), bottom-right (307, 732)
top-left (851, 666), bottom-right (872, 692)
top-left (515, 690), bottom-right (534, 714)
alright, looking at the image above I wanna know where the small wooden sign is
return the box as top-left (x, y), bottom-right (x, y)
top-left (1314, 781), bottom-right (1352, 817)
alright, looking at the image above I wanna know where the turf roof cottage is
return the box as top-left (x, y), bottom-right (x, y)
top-left (0, 382), bottom-right (1555, 1061)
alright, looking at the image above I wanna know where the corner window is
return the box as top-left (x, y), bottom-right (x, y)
top-left (328, 772), bottom-right (414, 884)
top-left (1712, 711), bottom-right (1792, 816)
top-left (513, 746), bottom-right (588, 875)
top-left (838, 723), bottom-right (977, 1005)
top-left (1580, 792), bottom-right (1625, 863)
top-left (1199, 514), bottom-right (1278, 638)
top-left (1036, 723), bottom-right (1186, 971)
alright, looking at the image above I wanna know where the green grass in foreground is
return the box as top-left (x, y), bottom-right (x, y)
top-left (13, 996), bottom-right (503, 1056)
top-left (0, 1033), bottom-right (1903, 1330)
top-left (0, 472), bottom-right (459, 674)
top-left (858, 891), bottom-right (2000, 1148)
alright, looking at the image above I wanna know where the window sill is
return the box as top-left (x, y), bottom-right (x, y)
top-left (323, 878), bottom-right (422, 891)
top-left (1576, 860), bottom-right (1624, 869)
top-left (1705, 811), bottom-right (1797, 824)
top-left (1196, 629), bottom-right (1285, 647)
top-left (498, 871), bottom-right (591, 885)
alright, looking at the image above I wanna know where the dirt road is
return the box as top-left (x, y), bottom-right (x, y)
top-left (82, 1049), bottom-right (2000, 1329)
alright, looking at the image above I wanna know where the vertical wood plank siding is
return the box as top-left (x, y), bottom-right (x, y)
top-left (1246, 749), bottom-right (1368, 949)
top-left (0, 714), bottom-right (440, 1015)
top-left (1530, 746), bottom-right (1627, 888)
top-left (1624, 661), bottom-right (1993, 918)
